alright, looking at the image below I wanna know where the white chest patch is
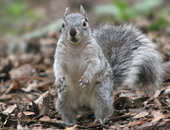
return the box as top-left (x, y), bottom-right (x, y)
top-left (64, 49), bottom-right (88, 87)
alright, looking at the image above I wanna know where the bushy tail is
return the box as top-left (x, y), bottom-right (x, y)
top-left (93, 24), bottom-right (164, 96)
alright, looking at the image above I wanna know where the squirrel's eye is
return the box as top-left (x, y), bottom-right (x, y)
top-left (62, 23), bottom-right (65, 28)
top-left (83, 21), bottom-right (86, 27)
top-left (85, 18), bottom-right (88, 22)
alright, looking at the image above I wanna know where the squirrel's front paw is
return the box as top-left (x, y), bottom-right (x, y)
top-left (79, 73), bottom-right (92, 88)
top-left (55, 76), bottom-right (66, 93)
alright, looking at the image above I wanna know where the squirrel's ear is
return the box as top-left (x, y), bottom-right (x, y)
top-left (63, 7), bottom-right (70, 21)
top-left (80, 5), bottom-right (88, 21)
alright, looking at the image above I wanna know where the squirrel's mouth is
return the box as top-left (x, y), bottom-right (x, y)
top-left (71, 37), bottom-right (79, 42)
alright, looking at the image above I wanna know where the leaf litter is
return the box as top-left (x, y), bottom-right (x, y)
top-left (0, 27), bottom-right (170, 130)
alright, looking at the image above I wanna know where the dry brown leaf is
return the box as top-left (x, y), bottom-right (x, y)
top-left (45, 128), bottom-right (54, 130)
top-left (5, 80), bottom-right (20, 93)
top-left (109, 125), bottom-right (121, 130)
top-left (110, 114), bottom-right (131, 122)
top-left (137, 122), bottom-right (153, 129)
top-left (34, 91), bottom-right (49, 105)
top-left (3, 104), bottom-right (17, 114)
top-left (159, 118), bottom-right (170, 126)
top-left (23, 95), bottom-right (40, 116)
top-left (32, 126), bottom-right (54, 130)
top-left (22, 80), bottom-right (38, 92)
top-left (65, 125), bottom-right (77, 130)
top-left (23, 80), bottom-right (52, 92)
top-left (23, 111), bottom-right (35, 116)
top-left (0, 94), bottom-right (13, 102)
top-left (151, 111), bottom-right (165, 123)
top-left (109, 124), bottom-right (129, 130)
top-left (154, 89), bottom-right (161, 98)
top-left (128, 119), bottom-right (147, 127)
top-left (133, 111), bottom-right (149, 119)
top-left (26, 91), bottom-right (50, 116)
top-left (163, 86), bottom-right (170, 94)
top-left (9, 64), bottom-right (33, 79)
top-left (32, 127), bottom-right (43, 130)
top-left (39, 115), bottom-right (51, 121)
top-left (87, 123), bottom-right (102, 129)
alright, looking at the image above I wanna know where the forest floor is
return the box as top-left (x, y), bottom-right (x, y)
top-left (0, 25), bottom-right (170, 130)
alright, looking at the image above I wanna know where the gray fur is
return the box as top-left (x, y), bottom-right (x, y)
top-left (53, 7), bottom-right (164, 126)
top-left (93, 24), bottom-right (164, 95)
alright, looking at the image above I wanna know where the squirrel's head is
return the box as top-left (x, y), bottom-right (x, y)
top-left (61, 5), bottom-right (91, 44)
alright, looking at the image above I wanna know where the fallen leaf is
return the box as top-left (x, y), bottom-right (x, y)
top-left (38, 120), bottom-right (65, 129)
top-left (87, 123), bottom-right (101, 128)
top-left (23, 80), bottom-right (53, 92)
top-left (0, 94), bottom-right (13, 102)
top-left (154, 89), bottom-right (161, 98)
top-left (9, 64), bottom-right (33, 79)
top-left (34, 91), bottom-right (49, 105)
top-left (128, 118), bottom-right (151, 127)
top-left (109, 124), bottom-right (129, 130)
top-left (133, 111), bottom-right (149, 119)
top-left (163, 86), bottom-right (170, 94)
top-left (23, 111), bottom-right (35, 116)
top-left (151, 111), bottom-right (164, 123)
top-left (65, 125), bottom-right (77, 130)
top-left (5, 80), bottom-right (20, 93)
top-left (22, 80), bottom-right (38, 92)
top-left (32, 127), bottom-right (43, 130)
top-left (110, 114), bottom-right (131, 122)
top-left (3, 104), bottom-right (17, 114)
top-left (39, 115), bottom-right (51, 121)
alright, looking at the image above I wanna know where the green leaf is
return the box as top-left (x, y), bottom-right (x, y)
top-left (112, 0), bottom-right (128, 11)
top-left (148, 17), bottom-right (170, 31)
top-left (134, 0), bottom-right (163, 14)
top-left (94, 5), bottom-right (121, 16)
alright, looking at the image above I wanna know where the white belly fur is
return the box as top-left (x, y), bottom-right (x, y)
top-left (64, 53), bottom-right (96, 110)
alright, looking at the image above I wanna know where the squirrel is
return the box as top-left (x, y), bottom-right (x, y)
top-left (53, 5), bottom-right (164, 126)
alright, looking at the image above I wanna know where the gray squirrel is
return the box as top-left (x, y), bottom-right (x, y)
top-left (53, 5), bottom-right (164, 126)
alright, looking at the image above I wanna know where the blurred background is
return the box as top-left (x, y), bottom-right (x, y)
top-left (0, 0), bottom-right (170, 81)
top-left (0, 0), bottom-right (170, 56)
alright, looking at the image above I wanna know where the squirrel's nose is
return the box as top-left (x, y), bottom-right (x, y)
top-left (69, 27), bottom-right (77, 37)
